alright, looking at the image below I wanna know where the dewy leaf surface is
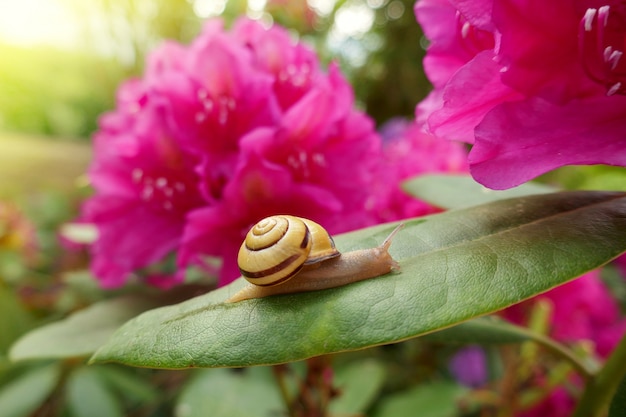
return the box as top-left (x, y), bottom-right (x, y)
top-left (91, 191), bottom-right (626, 368)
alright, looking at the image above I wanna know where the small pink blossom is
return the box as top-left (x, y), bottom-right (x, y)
top-left (415, 0), bottom-right (626, 189)
top-left (503, 271), bottom-right (626, 358)
top-left (375, 118), bottom-right (469, 221)
top-left (501, 272), bottom-right (625, 415)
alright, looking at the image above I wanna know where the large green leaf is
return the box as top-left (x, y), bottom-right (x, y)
top-left (91, 191), bottom-right (626, 368)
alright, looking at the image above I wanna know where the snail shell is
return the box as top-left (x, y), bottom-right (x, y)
top-left (227, 216), bottom-right (403, 303)
top-left (237, 215), bottom-right (340, 286)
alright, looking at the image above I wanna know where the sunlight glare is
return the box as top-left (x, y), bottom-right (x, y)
top-left (0, 0), bottom-right (80, 48)
top-left (192, 0), bottom-right (227, 18)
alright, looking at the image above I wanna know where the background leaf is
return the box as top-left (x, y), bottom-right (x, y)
top-left (10, 296), bottom-right (157, 361)
top-left (0, 363), bottom-right (61, 417)
top-left (91, 192), bottom-right (626, 368)
top-left (175, 368), bottom-right (283, 417)
top-left (403, 174), bottom-right (555, 209)
top-left (0, 286), bottom-right (34, 355)
top-left (330, 359), bottom-right (386, 414)
top-left (66, 367), bottom-right (124, 417)
top-left (609, 373), bottom-right (626, 417)
top-left (421, 317), bottom-right (532, 345)
top-left (371, 382), bottom-right (467, 417)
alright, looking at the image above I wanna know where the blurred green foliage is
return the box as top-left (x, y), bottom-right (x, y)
top-left (0, 43), bottom-right (125, 138)
top-left (0, 0), bottom-right (425, 140)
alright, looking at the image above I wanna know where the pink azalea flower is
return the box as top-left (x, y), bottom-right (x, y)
top-left (179, 63), bottom-right (383, 282)
top-left (516, 387), bottom-right (576, 417)
top-left (84, 76), bottom-right (206, 288)
top-left (375, 118), bottom-right (469, 221)
top-left (503, 271), bottom-right (626, 358)
top-left (81, 18), bottom-right (384, 288)
top-left (414, 0), bottom-right (626, 189)
top-left (501, 272), bottom-right (625, 415)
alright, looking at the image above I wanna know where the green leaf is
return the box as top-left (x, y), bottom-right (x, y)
top-left (371, 382), bottom-right (467, 417)
top-left (95, 366), bottom-right (160, 405)
top-left (91, 191), bottom-right (626, 369)
top-left (10, 296), bottom-right (157, 361)
top-left (175, 368), bottom-right (283, 417)
top-left (609, 373), bottom-right (626, 417)
top-left (421, 317), bottom-right (532, 345)
top-left (0, 286), bottom-right (34, 354)
top-left (403, 174), bottom-right (555, 209)
top-left (330, 359), bottom-right (386, 414)
top-left (0, 363), bottom-right (61, 417)
top-left (66, 367), bottom-right (124, 417)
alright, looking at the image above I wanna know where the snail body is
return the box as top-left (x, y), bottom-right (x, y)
top-left (226, 215), bottom-right (402, 303)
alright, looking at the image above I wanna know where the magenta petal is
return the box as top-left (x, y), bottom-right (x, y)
top-left (471, 95), bottom-right (626, 189)
top-left (429, 51), bottom-right (523, 142)
top-left (86, 198), bottom-right (183, 288)
top-left (452, 0), bottom-right (494, 31)
top-left (492, 0), bottom-right (599, 102)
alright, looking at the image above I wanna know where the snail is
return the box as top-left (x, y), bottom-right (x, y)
top-left (226, 215), bottom-right (402, 303)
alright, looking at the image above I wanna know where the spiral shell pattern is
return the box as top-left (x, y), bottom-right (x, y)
top-left (237, 215), bottom-right (341, 286)
top-left (238, 216), bottom-right (312, 286)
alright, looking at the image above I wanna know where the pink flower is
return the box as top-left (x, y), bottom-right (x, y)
top-left (500, 272), bottom-right (625, 415)
top-left (414, 0), bottom-right (626, 189)
top-left (81, 18), bottom-right (384, 288)
top-left (179, 63), bottom-right (383, 281)
top-left (503, 271), bottom-right (626, 358)
top-left (375, 118), bottom-right (469, 221)
top-left (515, 387), bottom-right (576, 417)
top-left (84, 75), bottom-right (206, 288)
top-left (448, 345), bottom-right (488, 388)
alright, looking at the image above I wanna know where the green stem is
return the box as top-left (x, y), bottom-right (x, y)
top-left (272, 365), bottom-right (295, 417)
top-left (531, 332), bottom-right (598, 379)
top-left (513, 325), bottom-right (598, 379)
top-left (572, 331), bottom-right (626, 417)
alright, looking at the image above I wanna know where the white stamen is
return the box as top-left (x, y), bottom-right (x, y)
top-left (141, 185), bottom-right (154, 200)
top-left (218, 108), bottom-right (228, 125)
top-left (164, 187), bottom-right (174, 197)
top-left (163, 201), bottom-right (173, 211)
top-left (583, 8), bottom-right (597, 32)
top-left (197, 88), bottom-right (208, 100)
top-left (132, 168), bottom-right (143, 183)
top-left (155, 177), bottom-right (167, 188)
top-left (609, 50), bottom-right (623, 70)
top-left (203, 98), bottom-right (214, 112)
top-left (195, 112), bottom-right (206, 123)
top-left (461, 22), bottom-right (471, 38)
top-left (174, 182), bottom-right (186, 192)
top-left (599, 5), bottom-right (610, 27)
top-left (607, 82), bottom-right (621, 96)
top-left (127, 103), bottom-right (141, 114)
top-left (287, 155), bottom-right (299, 169)
top-left (312, 153), bottom-right (326, 167)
